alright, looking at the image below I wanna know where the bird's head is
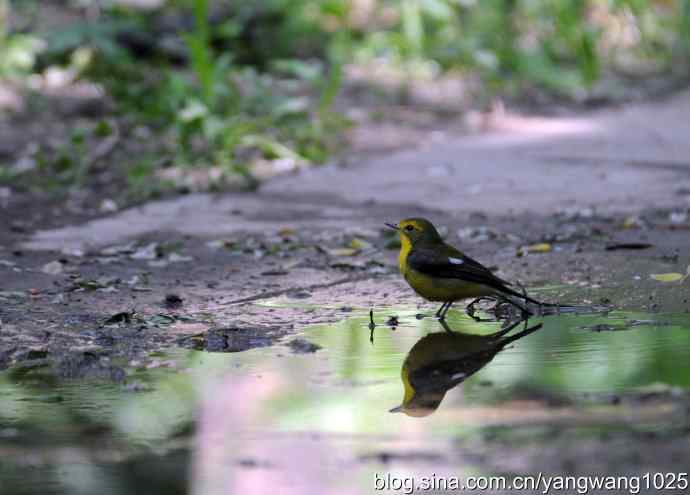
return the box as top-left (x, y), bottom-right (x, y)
top-left (389, 359), bottom-right (446, 418)
top-left (386, 218), bottom-right (442, 246)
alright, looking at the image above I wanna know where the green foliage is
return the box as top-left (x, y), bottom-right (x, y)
top-left (186, 0), bottom-right (215, 105)
top-left (2, 0), bottom-right (688, 194)
top-left (0, 0), bottom-right (43, 77)
top-left (678, 0), bottom-right (690, 61)
top-left (346, 0), bottom-right (686, 94)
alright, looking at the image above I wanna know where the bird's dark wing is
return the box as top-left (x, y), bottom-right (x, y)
top-left (407, 244), bottom-right (514, 293)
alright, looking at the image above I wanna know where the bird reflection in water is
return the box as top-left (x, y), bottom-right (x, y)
top-left (389, 317), bottom-right (543, 417)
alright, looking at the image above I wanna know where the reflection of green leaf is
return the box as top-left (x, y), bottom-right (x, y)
top-left (650, 273), bottom-right (685, 282)
top-left (687, 265), bottom-right (690, 275)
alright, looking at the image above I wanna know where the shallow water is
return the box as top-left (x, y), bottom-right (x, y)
top-left (2, 305), bottom-right (690, 494)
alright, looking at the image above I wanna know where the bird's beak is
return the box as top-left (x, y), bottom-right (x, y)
top-left (385, 223), bottom-right (399, 231)
top-left (389, 405), bottom-right (403, 413)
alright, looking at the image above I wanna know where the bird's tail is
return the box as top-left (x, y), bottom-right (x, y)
top-left (499, 284), bottom-right (553, 307)
top-left (498, 285), bottom-right (610, 315)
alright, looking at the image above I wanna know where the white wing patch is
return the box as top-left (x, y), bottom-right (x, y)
top-left (448, 257), bottom-right (464, 265)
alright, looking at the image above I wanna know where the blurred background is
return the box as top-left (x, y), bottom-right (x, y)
top-left (1, 0), bottom-right (688, 201)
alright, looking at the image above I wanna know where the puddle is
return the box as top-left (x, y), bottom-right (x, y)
top-left (1, 306), bottom-right (690, 494)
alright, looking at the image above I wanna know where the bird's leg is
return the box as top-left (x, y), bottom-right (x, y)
top-left (369, 309), bottom-right (376, 344)
top-left (466, 307), bottom-right (481, 322)
top-left (515, 280), bottom-right (540, 315)
top-left (435, 302), bottom-right (449, 319)
top-left (498, 295), bottom-right (532, 316)
top-left (468, 296), bottom-right (505, 322)
top-left (495, 313), bottom-right (528, 337)
top-left (439, 318), bottom-right (455, 333)
top-left (466, 296), bottom-right (497, 321)
top-left (466, 297), bottom-right (480, 317)
top-left (440, 301), bottom-right (453, 320)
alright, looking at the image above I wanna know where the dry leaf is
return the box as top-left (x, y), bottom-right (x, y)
top-left (41, 261), bottom-right (64, 275)
top-left (350, 238), bottom-right (372, 250)
top-left (622, 216), bottom-right (642, 229)
top-left (328, 248), bottom-right (358, 257)
top-left (130, 242), bottom-right (159, 260)
top-left (650, 273), bottom-right (685, 282)
top-left (517, 243), bottom-right (552, 256)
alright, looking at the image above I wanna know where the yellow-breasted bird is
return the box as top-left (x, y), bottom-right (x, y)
top-left (386, 217), bottom-right (544, 318)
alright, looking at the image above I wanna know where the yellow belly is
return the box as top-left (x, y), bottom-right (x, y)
top-left (399, 237), bottom-right (493, 302)
top-left (403, 267), bottom-right (493, 302)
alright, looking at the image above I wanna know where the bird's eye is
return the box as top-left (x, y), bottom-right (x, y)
top-left (404, 225), bottom-right (415, 232)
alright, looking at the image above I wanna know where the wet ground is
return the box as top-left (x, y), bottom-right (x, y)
top-left (2, 91), bottom-right (690, 493)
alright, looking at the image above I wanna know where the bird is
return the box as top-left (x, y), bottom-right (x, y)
top-left (390, 317), bottom-right (543, 417)
top-left (386, 217), bottom-right (545, 319)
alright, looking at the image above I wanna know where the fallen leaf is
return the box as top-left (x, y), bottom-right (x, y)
top-left (130, 243), bottom-right (159, 260)
top-left (650, 273), bottom-right (685, 282)
top-left (41, 261), bottom-right (64, 275)
top-left (328, 248), bottom-right (358, 257)
top-left (350, 238), bottom-right (373, 250)
top-left (168, 253), bottom-right (193, 263)
top-left (101, 242), bottom-right (136, 255)
top-left (622, 216), bottom-right (642, 229)
top-left (517, 243), bottom-right (552, 256)
top-left (71, 277), bottom-right (116, 291)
